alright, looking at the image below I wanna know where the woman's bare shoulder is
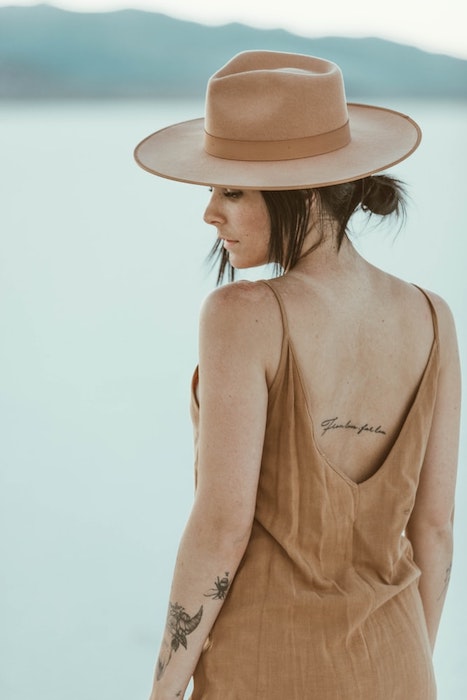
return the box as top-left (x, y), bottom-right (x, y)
top-left (201, 279), bottom-right (276, 315)
top-left (200, 280), bottom-right (281, 336)
top-left (199, 280), bottom-right (283, 381)
top-left (416, 286), bottom-right (456, 322)
top-left (388, 276), bottom-right (459, 365)
top-left (383, 274), bottom-right (455, 325)
top-left (398, 279), bottom-right (457, 331)
top-left (417, 287), bottom-right (459, 364)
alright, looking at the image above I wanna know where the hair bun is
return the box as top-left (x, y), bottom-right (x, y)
top-left (360, 175), bottom-right (405, 216)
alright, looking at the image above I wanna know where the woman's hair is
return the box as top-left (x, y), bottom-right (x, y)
top-left (209, 174), bottom-right (406, 284)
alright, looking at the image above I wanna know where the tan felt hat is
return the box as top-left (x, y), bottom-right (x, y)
top-left (134, 50), bottom-right (422, 190)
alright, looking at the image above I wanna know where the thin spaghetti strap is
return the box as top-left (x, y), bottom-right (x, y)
top-left (412, 284), bottom-right (439, 342)
top-left (260, 280), bottom-right (290, 339)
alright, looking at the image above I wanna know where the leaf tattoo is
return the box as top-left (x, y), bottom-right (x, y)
top-left (156, 602), bottom-right (203, 680)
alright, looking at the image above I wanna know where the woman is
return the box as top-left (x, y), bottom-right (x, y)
top-left (134, 51), bottom-right (460, 699)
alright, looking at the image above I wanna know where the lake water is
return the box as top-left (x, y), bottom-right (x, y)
top-left (0, 99), bottom-right (466, 699)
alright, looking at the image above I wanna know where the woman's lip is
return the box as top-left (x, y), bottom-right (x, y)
top-left (222, 238), bottom-right (238, 249)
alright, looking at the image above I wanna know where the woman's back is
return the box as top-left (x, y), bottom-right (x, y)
top-left (262, 251), bottom-right (436, 485)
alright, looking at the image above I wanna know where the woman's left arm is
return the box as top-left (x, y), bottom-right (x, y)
top-left (406, 293), bottom-right (461, 652)
top-left (149, 283), bottom-right (272, 700)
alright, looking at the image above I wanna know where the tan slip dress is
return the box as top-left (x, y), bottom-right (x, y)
top-left (190, 280), bottom-right (439, 699)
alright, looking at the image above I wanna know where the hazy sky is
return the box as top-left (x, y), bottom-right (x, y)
top-left (2, 0), bottom-right (466, 59)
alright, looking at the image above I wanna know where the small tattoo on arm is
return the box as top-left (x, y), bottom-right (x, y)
top-left (437, 561), bottom-right (452, 601)
top-left (320, 416), bottom-right (386, 438)
top-left (156, 602), bottom-right (203, 681)
top-left (204, 572), bottom-right (231, 600)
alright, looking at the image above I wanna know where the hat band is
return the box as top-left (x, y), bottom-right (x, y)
top-left (204, 121), bottom-right (351, 162)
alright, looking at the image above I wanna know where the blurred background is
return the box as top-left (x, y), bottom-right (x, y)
top-left (1, 2), bottom-right (466, 699)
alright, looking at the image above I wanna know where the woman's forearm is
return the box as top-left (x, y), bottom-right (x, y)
top-left (408, 522), bottom-right (454, 652)
top-left (149, 511), bottom-right (251, 700)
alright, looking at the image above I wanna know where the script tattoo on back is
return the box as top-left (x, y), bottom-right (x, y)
top-left (321, 416), bottom-right (387, 438)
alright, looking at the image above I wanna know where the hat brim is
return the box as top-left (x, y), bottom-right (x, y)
top-left (134, 104), bottom-right (421, 190)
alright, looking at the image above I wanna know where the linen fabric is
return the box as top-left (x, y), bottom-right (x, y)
top-left (189, 281), bottom-right (438, 699)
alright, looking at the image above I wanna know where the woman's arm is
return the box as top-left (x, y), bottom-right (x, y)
top-left (149, 282), bottom-right (274, 699)
top-left (406, 293), bottom-right (461, 652)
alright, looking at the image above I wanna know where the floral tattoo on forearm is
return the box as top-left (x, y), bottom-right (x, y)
top-left (155, 573), bottom-right (232, 681)
top-left (156, 602), bottom-right (203, 680)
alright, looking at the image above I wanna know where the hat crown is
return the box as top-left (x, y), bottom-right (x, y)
top-left (205, 51), bottom-right (349, 142)
top-left (134, 49), bottom-right (422, 190)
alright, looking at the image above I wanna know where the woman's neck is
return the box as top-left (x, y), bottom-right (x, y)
top-left (291, 228), bottom-right (366, 281)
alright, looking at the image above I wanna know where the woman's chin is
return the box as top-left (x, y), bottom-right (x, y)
top-left (229, 256), bottom-right (269, 271)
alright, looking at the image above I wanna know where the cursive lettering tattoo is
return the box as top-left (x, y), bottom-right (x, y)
top-left (321, 416), bottom-right (386, 438)
top-left (204, 572), bottom-right (231, 600)
top-left (156, 602), bottom-right (203, 681)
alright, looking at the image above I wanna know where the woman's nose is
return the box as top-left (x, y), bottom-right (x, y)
top-left (203, 191), bottom-right (224, 225)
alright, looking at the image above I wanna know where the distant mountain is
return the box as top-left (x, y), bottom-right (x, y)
top-left (0, 4), bottom-right (466, 99)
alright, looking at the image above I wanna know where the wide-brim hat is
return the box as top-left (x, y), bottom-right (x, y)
top-left (134, 50), bottom-right (421, 190)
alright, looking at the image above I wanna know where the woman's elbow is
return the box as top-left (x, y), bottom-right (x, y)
top-left (407, 511), bottom-right (454, 544)
top-left (187, 498), bottom-right (254, 553)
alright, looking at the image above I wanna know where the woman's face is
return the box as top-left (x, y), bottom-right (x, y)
top-left (204, 188), bottom-right (271, 270)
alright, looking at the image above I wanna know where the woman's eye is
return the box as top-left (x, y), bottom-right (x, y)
top-left (223, 189), bottom-right (242, 199)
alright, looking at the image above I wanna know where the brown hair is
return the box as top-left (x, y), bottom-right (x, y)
top-left (209, 174), bottom-right (406, 284)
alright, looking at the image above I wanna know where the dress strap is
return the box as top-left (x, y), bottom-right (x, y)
top-left (260, 280), bottom-right (290, 339)
top-left (412, 284), bottom-right (439, 343)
